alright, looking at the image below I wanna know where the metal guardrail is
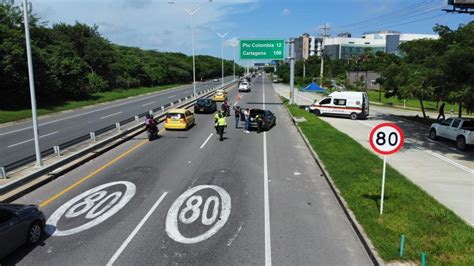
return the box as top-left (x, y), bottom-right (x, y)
top-left (1, 80), bottom-right (240, 175)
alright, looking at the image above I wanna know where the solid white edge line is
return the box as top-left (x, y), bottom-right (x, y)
top-left (262, 74), bottom-right (272, 266)
top-left (100, 111), bottom-right (123, 120)
top-left (106, 192), bottom-right (168, 266)
top-left (7, 131), bottom-right (59, 148)
top-left (200, 133), bottom-right (214, 149)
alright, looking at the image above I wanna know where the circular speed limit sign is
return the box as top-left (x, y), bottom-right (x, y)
top-left (369, 123), bottom-right (404, 155)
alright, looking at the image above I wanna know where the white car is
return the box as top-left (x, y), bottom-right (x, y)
top-left (238, 82), bottom-right (251, 92)
top-left (430, 118), bottom-right (474, 151)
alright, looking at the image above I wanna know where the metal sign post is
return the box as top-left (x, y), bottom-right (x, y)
top-left (286, 39), bottom-right (295, 104)
top-left (369, 123), bottom-right (405, 215)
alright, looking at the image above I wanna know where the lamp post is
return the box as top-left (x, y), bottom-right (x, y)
top-left (229, 38), bottom-right (238, 80)
top-left (22, 0), bottom-right (42, 167)
top-left (217, 32), bottom-right (228, 88)
top-left (168, 0), bottom-right (212, 98)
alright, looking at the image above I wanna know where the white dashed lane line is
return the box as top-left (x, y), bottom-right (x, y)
top-left (100, 111), bottom-right (123, 120)
top-left (7, 131), bottom-right (59, 148)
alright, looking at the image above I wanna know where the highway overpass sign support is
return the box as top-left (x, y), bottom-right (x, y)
top-left (287, 39), bottom-right (295, 104)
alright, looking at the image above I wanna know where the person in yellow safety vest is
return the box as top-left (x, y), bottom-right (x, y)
top-left (214, 111), bottom-right (227, 141)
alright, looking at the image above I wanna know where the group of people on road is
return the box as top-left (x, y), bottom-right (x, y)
top-left (214, 100), bottom-right (267, 141)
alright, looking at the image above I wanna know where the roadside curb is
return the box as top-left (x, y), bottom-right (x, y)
top-left (283, 105), bottom-right (384, 266)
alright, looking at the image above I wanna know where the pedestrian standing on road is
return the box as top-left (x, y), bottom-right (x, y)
top-left (215, 111), bottom-right (227, 141)
top-left (437, 102), bottom-right (446, 121)
top-left (234, 106), bottom-right (241, 129)
top-left (244, 108), bottom-right (250, 133)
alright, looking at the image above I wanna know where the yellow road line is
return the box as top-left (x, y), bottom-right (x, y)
top-left (39, 139), bottom-right (148, 208)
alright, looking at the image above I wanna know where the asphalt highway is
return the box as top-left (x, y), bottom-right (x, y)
top-left (0, 77), bottom-right (234, 169)
top-left (3, 75), bottom-right (372, 265)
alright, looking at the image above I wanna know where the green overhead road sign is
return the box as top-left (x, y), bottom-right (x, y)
top-left (240, 39), bottom-right (285, 60)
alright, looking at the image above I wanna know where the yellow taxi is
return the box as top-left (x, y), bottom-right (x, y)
top-left (164, 109), bottom-right (195, 130)
top-left (212, 89), bottom-right (228, 102)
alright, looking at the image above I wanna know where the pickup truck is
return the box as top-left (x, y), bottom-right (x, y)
top-left (429, 118), bottom-right (474, 151)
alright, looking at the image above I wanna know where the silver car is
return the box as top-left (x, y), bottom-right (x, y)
top-left (0, 203), bottom-right (46, 259)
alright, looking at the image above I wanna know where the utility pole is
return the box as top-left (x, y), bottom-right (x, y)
top-left (319, 23), bottom-right (330, 86)
top-left (23, 0), bottom-right (42, 167)
top-left (217, 32), bottom-right (228, 88)
top-left (287, 39), bottom-right (295, 104)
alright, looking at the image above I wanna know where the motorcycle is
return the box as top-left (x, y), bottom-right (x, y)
top-left (146, 124), bottom-right (159, 141)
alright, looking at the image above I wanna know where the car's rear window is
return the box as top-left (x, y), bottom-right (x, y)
top-left (198, 99), bottom-right (211, 105)
top-left (167, 113), bottom-right (184, 119)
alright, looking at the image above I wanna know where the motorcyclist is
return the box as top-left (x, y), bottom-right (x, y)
top-left (221, 101), bottom-right (230, 116)
top-left (145, 114), bottom-right (158, 139)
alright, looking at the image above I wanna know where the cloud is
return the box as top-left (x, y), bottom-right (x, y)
top-left (281, 8), bottom-right (291, 16)
top-left (31, 0), bottom-right (260, 56)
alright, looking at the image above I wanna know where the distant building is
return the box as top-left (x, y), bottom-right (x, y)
top-left (348, 71), bottom-right (381, 90)
top-left (293, 33), bottom-right (323, 62)
top-left (322, 30), bottom-right (439, 60)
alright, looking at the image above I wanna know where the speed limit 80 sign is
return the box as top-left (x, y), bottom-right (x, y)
top-left (369, 123), bottom-right (404, 155)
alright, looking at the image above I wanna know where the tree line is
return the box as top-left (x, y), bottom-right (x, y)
top-left (0, 0), bottom-right (243, 110)
top-left (273, 22), bottom-right (474, 117)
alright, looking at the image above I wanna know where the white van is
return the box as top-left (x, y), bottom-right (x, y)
top-left (306, 91), bottom-right (369, 120)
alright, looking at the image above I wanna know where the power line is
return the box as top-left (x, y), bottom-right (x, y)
top-left (352, 13), bottom-right (448, 35)
top-left (334, 1), bottom-right (446, 31)
top-left (344, 4), bottom-right (446, 33)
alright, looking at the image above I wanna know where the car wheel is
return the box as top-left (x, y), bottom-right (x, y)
top-left (27, 221), bottom-right (43, 245)
top-left (457, 136), bottom-right (466, 151)
top-left (314, 109), bottom-right (321, 116)
top-left (429, 129), bottom-right (437, 140)
top-left (350, 113), bottom-right (358, 120)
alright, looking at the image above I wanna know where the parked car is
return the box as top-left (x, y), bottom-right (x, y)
top-left (212, 89), bottom-right (228, 102)
top-left (241, 109), bottom-right (276, 131)
top-left (239, 82), bottom-right (251, 92)
top-left (429, 118), bottom-right (474, 151)
top-left (164, 109), bottom-right (195, 130)
top-left (213, 78), bottom-right (219, 82)
top-left (194, 98), bottom-right (217, 114)
top-left (0, 203), bottom-right (46, 259)
top-left (306, 91), bottom-right (369, 120)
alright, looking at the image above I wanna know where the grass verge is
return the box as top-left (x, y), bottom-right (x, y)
top-left (367, 91), bottom-right (461, 113)
top-left (286, 103), bottom-right (474, 265)
top-left (0, 84), bottom-right (180, 124)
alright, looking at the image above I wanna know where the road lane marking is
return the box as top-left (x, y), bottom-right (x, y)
top-left (141, 101), bottom-right (155, 107)
top-left (167, 95), bottom-right (176, 99)
top-left (7, 131), bottom-right (59, 148)
top-left (107, 192), bottom-right (168, 266)
top-left (262, 75), bottom-right (272, 266)
top-left (422, 148), bottom-right (474, 174)
top-left (0, 85), bottom-right (198, 136)
top-left (200, 133), bottom-right (213, 149)
top-left (46, 181), bottom-right (136, 236)
top-left (39, 140), bottom-right (148, 208)
top-left (100, 111), bottom-right (123, 120)
top-left (227, 222), bottom-right (244, 247)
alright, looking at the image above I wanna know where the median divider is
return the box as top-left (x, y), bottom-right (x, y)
top-left (0, 78), bottom-right (241, 202)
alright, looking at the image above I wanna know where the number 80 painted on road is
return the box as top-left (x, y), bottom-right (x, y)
top-left (165, 185), bottom-right (231, 244)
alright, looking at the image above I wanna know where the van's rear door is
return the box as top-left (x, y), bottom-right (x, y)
top-left (362, 93), bottom-right (369, 117)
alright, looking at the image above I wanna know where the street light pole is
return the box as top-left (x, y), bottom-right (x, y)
top-left (217, 32), bottom-right (228, 88)
top-left (22, 0), bottom-right (42, 167)
top-left (168, 0), bottom-right (212, 98)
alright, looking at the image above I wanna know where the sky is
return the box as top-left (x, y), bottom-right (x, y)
top-left (29, 0), bottom-right (471, 61)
